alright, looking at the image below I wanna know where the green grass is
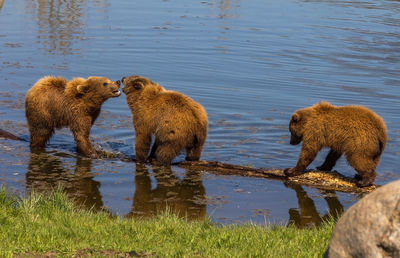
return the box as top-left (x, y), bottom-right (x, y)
top-left (0, 187), bottom-right (334, 257)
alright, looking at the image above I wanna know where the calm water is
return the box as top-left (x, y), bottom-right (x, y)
top-left (0, 0), bottom-right (399, 226)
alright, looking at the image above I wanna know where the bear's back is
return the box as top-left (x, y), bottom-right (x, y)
top-left (135, 90), bottom-right (206, 137)
top-left (336, 105), bottom-right (386, 132)
top-left (311, 103), bottom-right (387, 151)
top-left (32, 76), bottom-right (67, 90)
top-left (27, 76), bottom-right (68, 100)
top-left (26, 76), bottom-right (72, 126)
top-left (156, 90), bottom-right (207, 123)
top-left (149, 91), bottom-right (207, 143)
top-left (311, 102), bottom-right (385, 132)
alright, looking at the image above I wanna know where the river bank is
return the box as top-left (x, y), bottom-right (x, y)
top-left (0, 187), bottom-right (334, 257)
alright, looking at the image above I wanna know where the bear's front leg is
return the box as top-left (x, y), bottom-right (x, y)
top-left (71, 124), bottom-right (97, 158)
top-left (75, 135), bottom-right (97, 158)
top-left (134, 130), bottom-right (151, 163)
top-left (285, 143), bottom-right (319, 176)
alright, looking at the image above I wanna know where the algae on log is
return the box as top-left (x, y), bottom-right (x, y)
top-left (177, 160), bottom-right (377, 194)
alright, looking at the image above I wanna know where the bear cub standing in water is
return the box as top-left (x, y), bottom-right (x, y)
top-left (121, 75), bottom-right (208, 165)
top-left (284, 101), bottom-right (387, 187)
top-left (25, 76), bottom-right (121, 158)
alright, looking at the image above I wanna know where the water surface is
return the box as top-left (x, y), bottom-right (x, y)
top-left (0, 0), bottom-right (399, 226)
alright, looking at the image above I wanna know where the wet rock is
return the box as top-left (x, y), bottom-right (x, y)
top-left (326, 180), bottom-right (400, 258)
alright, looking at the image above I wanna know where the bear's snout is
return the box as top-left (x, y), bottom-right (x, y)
top-left (121, 77), bottom-right (126, 84)
top-left (110, 81), bottom-right (121, 97)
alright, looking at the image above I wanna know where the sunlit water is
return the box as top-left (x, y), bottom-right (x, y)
top-left (0, 0), bottom-right (399, 226)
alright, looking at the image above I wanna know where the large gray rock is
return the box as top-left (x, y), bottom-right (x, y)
top-left (326, 180), bottom-right (400, 258)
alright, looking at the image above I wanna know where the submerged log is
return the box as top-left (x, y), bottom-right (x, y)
top-left (0, 128), bottom-right (377, 194)
top-left (177, 160), bottom-right (377, 194)
top-left (0, 128), bottom-right (23, 141)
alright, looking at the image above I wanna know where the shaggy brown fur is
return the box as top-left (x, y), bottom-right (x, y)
top-left (284, 101), bottom-right (387, 187)
top-left (25, 76), bottom-right (121, 158)
top-left (121, 75), bottom-right (208, 165)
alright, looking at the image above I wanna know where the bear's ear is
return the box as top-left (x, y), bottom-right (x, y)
top-left (291, 112), bottom-right (301, 123)
top-left (77, 83), bottom-right (90, 94)
top-left (132, 81), bottom-right (144, 90)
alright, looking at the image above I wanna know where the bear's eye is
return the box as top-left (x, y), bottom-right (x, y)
top-left (103, 82), bottom-right (108, 87)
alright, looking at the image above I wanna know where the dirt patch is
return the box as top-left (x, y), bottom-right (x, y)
top-left (74, 249), bottom-right (151, 257)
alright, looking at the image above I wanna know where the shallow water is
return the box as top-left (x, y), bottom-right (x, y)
top-left (0, 0), bottom-right (399, 226)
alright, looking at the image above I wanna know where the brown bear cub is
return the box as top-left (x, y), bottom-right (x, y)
top-left (284, 101), bottom-right (387, 187)
top-left (121, 75), bottom-right (208, 165)
top-left (25, 76), bottom-right (121, 158)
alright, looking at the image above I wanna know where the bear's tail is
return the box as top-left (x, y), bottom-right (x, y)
top-left (379, 140), bottom-right (385, 154)
top-left (373, 136), bottom-right (386, 161)
top-left (195, 121), bottom-right (208, 147)
top-left (0, 128), bottom-right (25, 141)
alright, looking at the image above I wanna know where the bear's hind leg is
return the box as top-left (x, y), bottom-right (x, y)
top-left (186, 145), bottom-right (203, 161)
top-left (154, 142), bottom-right (180, 166)
top-left (347, 153), bottom-right (377, 187)
top-left (186, 133), bottom-right (207, 161)
top-left (354, 169), bottom-right (376, 187)
top-left (317, 149), bottom-right (342, 171)
top-left (30, 127), bottom-right (54, 150)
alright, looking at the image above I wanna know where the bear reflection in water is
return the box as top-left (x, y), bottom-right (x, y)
top-left (285, 182), bottom-right (344, 228)
top-left (25, 152), bottom-right (343, 224)
top-left (26, 152), bottom-right (206, 220)
top-left (26, 151), bottom-right (104, 211)
top-left (127, 164), bottom-right (207, 221)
